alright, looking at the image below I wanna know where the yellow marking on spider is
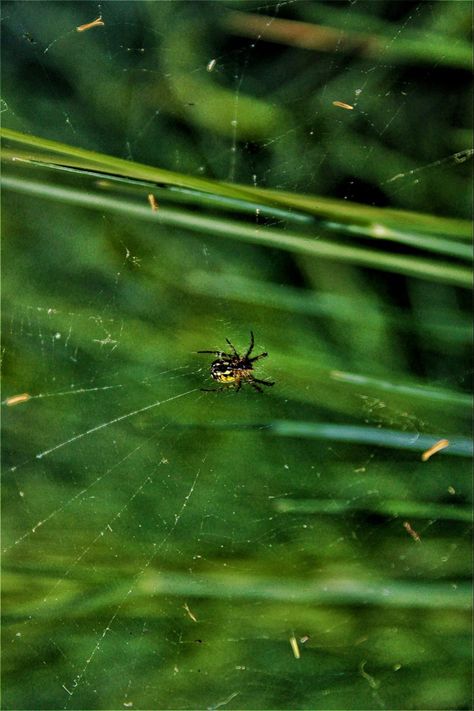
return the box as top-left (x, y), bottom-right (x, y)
top-left (198, 331), bottom-right (274, 393)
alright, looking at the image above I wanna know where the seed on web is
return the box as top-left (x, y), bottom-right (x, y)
top-left (289, 635), bottom-right (300, 659)
top-left (76, 17), bottom-right (104, 33)
top-left (403, 521), bottom-right (421, 543)
top-left (332, 101), bottom-right (354, 110)
top-left (421, 438), bottom-right (449, 461)
top-left (147, 194), bottom-right (159, 212)
top-left (5, 393), bottom-right (31, 406)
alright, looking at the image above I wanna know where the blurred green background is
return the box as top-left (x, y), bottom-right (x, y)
top-left (1, 1), bottom-right (472, 709)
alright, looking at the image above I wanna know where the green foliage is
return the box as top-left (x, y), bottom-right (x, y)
top-left (1, 2), bottom-right (472, 709)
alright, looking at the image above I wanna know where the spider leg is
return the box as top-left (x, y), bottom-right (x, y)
top-left (250, 381), bottom-right (263, 393)
top-left (201, 386), bottom-right (227, 392)
top-left (252, 378), bottom-right (275, 387)
top-left (225, 338), bottom-right (238, 356)
top-left (249, 351), bottom-right (268, 362)
top-left (244, 331), bottom-right (255, 358)
top-left (235, 380), bottom-right (242, 393)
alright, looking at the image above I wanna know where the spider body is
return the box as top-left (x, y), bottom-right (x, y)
top-left (198, 332), bottom-right (274, 393)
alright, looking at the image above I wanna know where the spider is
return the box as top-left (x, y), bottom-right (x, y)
top-left (198, 331), bottom-right (274, 393)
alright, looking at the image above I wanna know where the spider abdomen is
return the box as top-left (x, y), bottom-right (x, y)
top-left (210, 358), bottom-right (252, 383)
top-left (198, 332), bottom-right (274, 392)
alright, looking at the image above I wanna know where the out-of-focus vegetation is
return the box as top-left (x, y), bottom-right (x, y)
top-left (1, 2), bottom-right (472, 709)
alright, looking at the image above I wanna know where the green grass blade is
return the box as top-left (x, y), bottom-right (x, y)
top-left (274, 498), bottom-right (472, 522)
top-left (2, 173), bottom-right (471, 287)
top-left (268, 422), bottom-right (472, 456)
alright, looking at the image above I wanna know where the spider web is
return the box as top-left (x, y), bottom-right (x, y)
top-left (1, 2), bottom-right (473, 710)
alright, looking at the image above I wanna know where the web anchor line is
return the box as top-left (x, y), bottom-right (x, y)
top-left (35, 388), bottom-right (199, 461)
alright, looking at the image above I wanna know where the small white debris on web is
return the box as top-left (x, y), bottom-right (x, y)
top-left (359, 660), bottom-right (379, 689)
top-left (183, 602), bottom-right (198, 622)
top-left (403, 521), bottom-right (420, 542)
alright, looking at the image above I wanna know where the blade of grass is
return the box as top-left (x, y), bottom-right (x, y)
top-left (1, 127), bottom-right (264, 204)
top-left (222, 10), bottom-right (473, 70)
top-left (2, 150), bottom-right (313, 226)
top-left (4, 567), bottom-right (471, 611)
top-left (267, 422), bottom-right (473, 456)
top-left (253, 184), bottom-right (473, 241)
top-left (185, 271), bottom-right (472, 344)
top-left (323, 220), bottom-right (472, 260)
top-left (273, 498), bottom-right (472, 522)
top-left (330, 370), bottom-right (472, 407)
top-left (7, 147), bottom-right (471, 261)
top-left (176, 422), bottom-right (471, 455)
top-left (3, 174), bottom-right (471, 288)
top-left (2, 128), bottom-right (471, 245)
